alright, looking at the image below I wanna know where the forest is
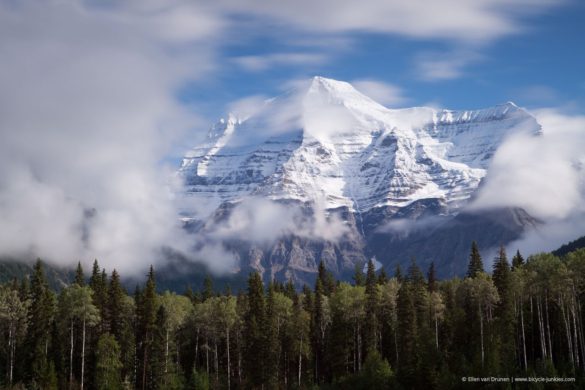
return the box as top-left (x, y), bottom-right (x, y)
top-left (0, 242), bottom-right (584, 389)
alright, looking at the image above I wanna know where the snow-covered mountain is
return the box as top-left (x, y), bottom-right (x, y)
top-left (177, 76), bottom-right (541, 283)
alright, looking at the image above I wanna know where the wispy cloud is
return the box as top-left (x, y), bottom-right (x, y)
top-left (232, 52), bottom-right (327, 72)
top-left (216, 0), bottom-right (562, 43)
top-left (352, 79), bottom-right (408, 107)
top-left (414, 51), bottom-right (482, 81)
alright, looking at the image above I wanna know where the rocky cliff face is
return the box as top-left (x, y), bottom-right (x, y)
top-left (177, 77), bottom-right (541, 284)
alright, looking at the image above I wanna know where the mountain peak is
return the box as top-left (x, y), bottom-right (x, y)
top-left (179, 76), bottom-right (541, 213)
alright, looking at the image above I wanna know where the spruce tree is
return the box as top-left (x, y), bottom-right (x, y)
top-left (151, 305), bottom-right (168, 389)
top-left (136, 266), bottom-right (158, 390)
top-left (26, 259), bottom-right (56, 385)
top-left (512, 249), bottom-right (525, 269)
top-left (75, 262), bottom-right (85, 286)
top-left (317, 261), bottom-right (336, 296)
top-left (353, 263), bottom-right (365, 286)
top-left (396, 280), bottom-right (417, 387)
top-left (492, 246), bottom-right (515, 371)
top-left (427, 262), bottom-right (437, 293)
top-left (243, 272), bottom-right (266, 387)
top-left (108, 270), bottom-right (124, 340)
top-left (394, 264), bottom-right (403, 281)
top-left (202, 275), bottom-right (213, 302)
top-left (467, 241), bottom-right (484, 278)
top-left (377, 267), bottom-right (388, 285)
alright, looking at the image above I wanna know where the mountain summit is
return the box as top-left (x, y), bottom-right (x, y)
top-left (177, 77), bottom-right (541, 282)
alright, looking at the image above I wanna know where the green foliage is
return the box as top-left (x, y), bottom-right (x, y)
top-left (95, 333), bottom-right (123, 390)
top-left (467, 241), bottom-right (484, 278)
top-left (188, 368), bottom-right (209, 390)
top-left (2, 244), bottom-right (585, 389)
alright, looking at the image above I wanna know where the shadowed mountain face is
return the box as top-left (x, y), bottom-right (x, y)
top-left (176, 77), bottom-right (542, 285)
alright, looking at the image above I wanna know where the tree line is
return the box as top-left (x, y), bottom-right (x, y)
top-left (1, 242), bottom-right (584, 389)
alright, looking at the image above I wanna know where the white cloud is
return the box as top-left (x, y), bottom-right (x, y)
top-left (471, 108), bottom-right (585, 253)
top-left (216, 0), bottom-right (562, 44)
top-left (211, 197), bottom-right (349, 243)
top-left (0, 0), bottom-right (222, 274)
top-left (233, 52), bottom-right (327, 72)
top-left (471, 109), bottom-right (585, 219)
top-left (414, 51), bottom-right (481, 81)
top-left (352, 79), bottom-right (407, 106)
top-left (227, 95), bottom-right (269, 119)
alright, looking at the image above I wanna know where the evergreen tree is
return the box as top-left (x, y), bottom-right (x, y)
top-left (151, 305), bottom-right (168, 389)
top-left (75, 261), bottom-right (85, 286)
top-left (243, 272), bottom-right (266, 387)
top-left (136, 266), bottom-right (158, 390)
top-left (108, 269), bottom-right (125, 341)
top-left (492, 246), bottom-right (515, 372)
top-left (312, 279), bottom-right (330, 383)
top-left (394, 264), bottom-right (403, 281)
top-left (377, 267), bottom-right (388, 285)
top-left (95, 333), bottom-right (123, 390)
top-left (25, 259), bottom-right (56, 385)
top-left (467, 241), bottom-right (484, 278)
top-left (512, 249), bottom-right (525, 269)
top-left (427, 262), bottom-right (437, 293)
top-left (317, 261), bottom-right (336, 296)
top-left (396, 279), bottom-right (417, 387)
top-left (89, 260), bottom-right (108, 331)
top-left (202, 275), bottom-right (213, 302)
top-left (353, 263), bottom-right (365, 286)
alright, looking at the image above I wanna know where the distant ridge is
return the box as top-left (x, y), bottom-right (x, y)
top-left (552, 235), bottom-right (585, 257)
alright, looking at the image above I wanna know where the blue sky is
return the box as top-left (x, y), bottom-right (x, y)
top-left (179, 0), bottom-right (585, 122)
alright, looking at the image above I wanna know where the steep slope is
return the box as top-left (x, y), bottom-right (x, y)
top-left (177, 76), bottom-right (541, 283)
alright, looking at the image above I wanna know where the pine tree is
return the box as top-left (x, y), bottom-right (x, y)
top-left (396, 279), bottom-right (417, 387)
top-left (89, 260), bottom-right (107, 331)
top-left (427, 262), bottom-right (437, 293)
top-left (202, 275), bottom-right (213, 302)
top-left (75, 262), bottom-right (85, 286)
top-left (353, 263), bottom-right (365, 286)
top-left (467, 241), bottom-right (484, 278)
top-left (243, 272), bottom-right (266, 387)
top-left (317, 261), bottom-right (336, 296)
top-left (136, 266), bottom-right (158, 390)
top-left (151, 305), bottom-right (168, 389)
top-left (512, 249), bottom-right (525, 269)
top-left (377, 267), bottom-right (388, 285)
top-left (492, 246), bottom-right (515, 372)
top-left (394, 264), bottom-right (403, 281)
top-left (108, 269), bottom-right (125, 342)
top-left (26, 259), bottom-right (56, 385)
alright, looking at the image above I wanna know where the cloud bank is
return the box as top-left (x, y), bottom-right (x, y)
top-left (0, 0), bottom-right (220, 274)
top-left (471, 109), bottom-right (585, 254)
